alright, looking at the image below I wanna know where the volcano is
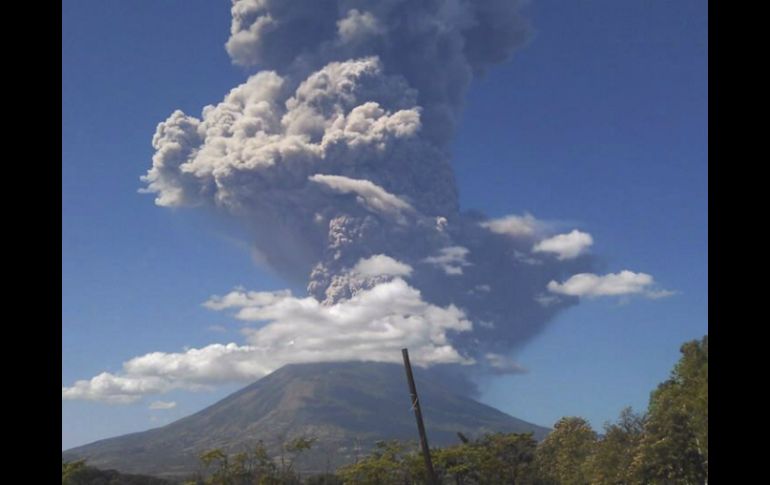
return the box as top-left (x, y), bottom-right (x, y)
top-left (62, 362), bottom-right (549, 478)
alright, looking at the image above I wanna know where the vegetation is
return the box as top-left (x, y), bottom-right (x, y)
top-left (64, 335), bottom-right (707, 484)
top-left (182, 438), bottom-right (323, 485)
top-left (337, 335), bottom-right (708, 484)
top-left (535, 417), bottom-right (597, 485)
top-left (585, 408), bottom-right (644, 484)
top-left (62, 459), bottom-right (173, 484)
top-left (631, 335), bottom-right (708, 484)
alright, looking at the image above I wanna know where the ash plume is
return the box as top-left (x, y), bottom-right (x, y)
top-left (141, 0), bottom-right (593, 364)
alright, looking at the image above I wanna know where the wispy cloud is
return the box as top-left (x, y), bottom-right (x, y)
top-left (645, 289), bottom-right (678, 299)
top-left (149, 400), bottom-right (177, 410)
top-left (423, 246), bottom-right (471, 275)
top-left (485, 353), bottom-right (528, 375)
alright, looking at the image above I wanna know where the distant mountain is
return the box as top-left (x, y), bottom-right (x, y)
top-left (63, 362), bottom-right (549, 479)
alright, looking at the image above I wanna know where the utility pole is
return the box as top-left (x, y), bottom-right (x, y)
top-left (401, 348), bottom-right (438, 485)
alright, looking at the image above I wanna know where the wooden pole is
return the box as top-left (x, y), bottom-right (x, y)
top-left (402, 348), bottom-right (438, 485)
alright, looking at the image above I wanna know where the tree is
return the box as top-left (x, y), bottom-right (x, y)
top-left (432, 442), bottom-right (481, 484)
top-left (281, 436), bottom-right (318, 480)
top-left (62, 460), bottom-right (87, 485)
top-left (194, 438), bottom-right (316, 485)
top-left (198, 449), bottom-right (233, 485)
top-left (305, 474), bottom-right (344, 484)
top-left (431, 432), bottom-right (539, 484)
top-left (586, 407), bottom-right (645, 485)
top-left (535, 417), bottom-right (597, 485)
top-left (62, 460), bottom-right (173, 485)
top-left (631, 335), bottom-right (708, 484)
top-left (336, 440), bottom-right (420, 484)
top-left (337, 432), bottom-right (539, 485)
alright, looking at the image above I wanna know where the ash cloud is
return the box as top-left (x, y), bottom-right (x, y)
top-left (224, 0), bottom-right (531, 144)
top-left (58, 1), bottom-right (681, 405)
top-left (140, 0), bottom-right (597, 366)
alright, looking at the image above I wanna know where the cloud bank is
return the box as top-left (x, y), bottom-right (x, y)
top-left (63, 274), bottom-right (472, 403)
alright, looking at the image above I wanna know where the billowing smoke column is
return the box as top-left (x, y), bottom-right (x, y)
top-left (142, 0), bottom-right (594, 363)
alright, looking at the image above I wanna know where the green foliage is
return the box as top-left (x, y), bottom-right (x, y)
top-left (535, 417), bottom-right (597, 485)
top-left (63, 459), bottom-right (87, 484)
top-left (335, 433), bottom-right (541, 484)
top-left (304, 473), bottom-right (344, 484)
top-left (528, 335), bottom-right (708, 485)
top-left (631, 336), bottom-right (708, 484)
top-left (434, 432), bottom-right (539, 484)
top-left (586, 408), bottom-right (645, 485)
top-left (336, 440), bottom-right (422, 484)
top-left (282, 436), bottom-right (319, 478)
top-left (193, 438), bottom-right (320, 485)
top-left (62, 460), bottom-right (173, 485)
top-left (286, 437), bottom-right (318, 454)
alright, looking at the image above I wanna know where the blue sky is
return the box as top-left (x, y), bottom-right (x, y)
top-left (62, 1), bottom-right (707, 450)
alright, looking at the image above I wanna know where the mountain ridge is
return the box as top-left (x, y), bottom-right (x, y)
top-left (63, 361), bottom-right (549, 478)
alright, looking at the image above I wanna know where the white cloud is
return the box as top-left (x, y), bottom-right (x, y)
top-left (423, 246), bottom-right (471, 275)
top-left (513, 250), bottom-right (542, 265)
top-left (485, 353), bottom-right (528, 375)
top-left (468, 284), bottom-right (492, 296)
top-left (533, 230), bottom-right (593, 260)
top-left (63, 279), bottom-right (473, 403)
top-left (309, 174), bottom-right (413, 219)
top-left (62, 344), bottom-right (263, 404)
top-left (534, 294), bottom-right (560, 307)
top-left (237, 278), bottom-right (471, 363)
top-left (62, 373), bottom-right (171, 404)
top-left (547, 270), bottom-right (673, 299)
top-left (122, 343), bottom-right (267, 384)
top-left (149, 400), bottom-right (177, 410)
top-left (203, 288), bottom-right (291, 311)
top-left (352, 254), bottom-right (413, 277)
top-left (480, 213), bottom-right (544, 238)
